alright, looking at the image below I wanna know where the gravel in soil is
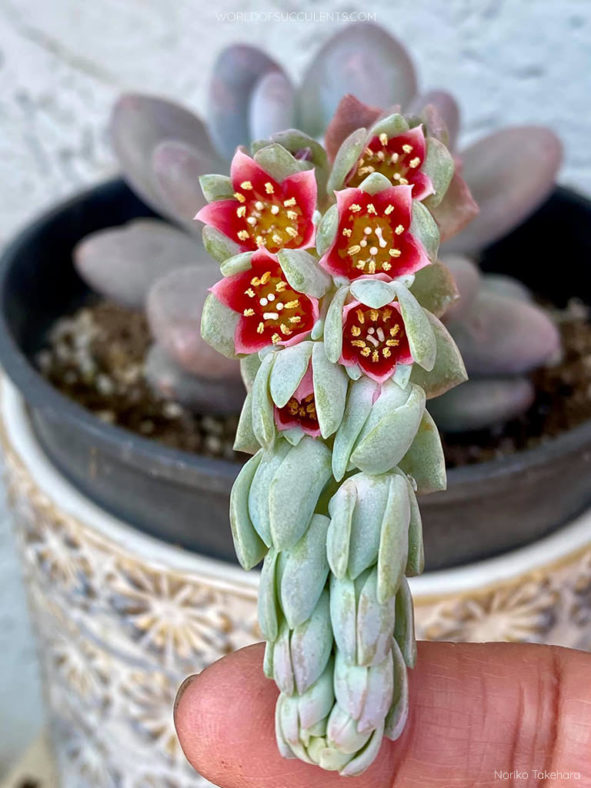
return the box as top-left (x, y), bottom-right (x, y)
top-left (37, 299), bottom-right (591, 468)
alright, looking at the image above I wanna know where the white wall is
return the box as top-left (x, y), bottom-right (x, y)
top-left (0, 0), bottom-right (589, 772)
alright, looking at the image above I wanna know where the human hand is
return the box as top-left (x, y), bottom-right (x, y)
top-left (174, 641), bottom-right (591, 787)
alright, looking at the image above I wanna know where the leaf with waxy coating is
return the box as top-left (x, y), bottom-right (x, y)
top-left (399, 410), bottom-right (446, 494)
top-left (229, 451), bottom-right (266, 570)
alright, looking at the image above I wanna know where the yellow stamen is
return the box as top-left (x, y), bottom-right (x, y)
top-left (285, 300), bottom-right (299, 309)
top-left (382, 261), bottom-right (392, 271)
top-left (245, 288), bottom-right (255, 298)
top-left (236, 206), bottom-right (246, 218)
top-left (261, 271), bottom-right (271, 284)
top-left (395, 225), bottom-right (405, 235)
top-left (351, 326), bottom-right (361, 337)
top-left (383, 347), bottom-right (391, 358)
top-left (276, 281), bottom-right (287, 292)
top-left (402, 144), bottom-right (413, 154)
top-left (243, 308), bottom-right (255, 316)
top-left (240, 181), bottom-right (253, 190)
top-left (372, 350), bottom-right (379, 363)
top-left (409, 157), bottom-right (421, 168)
top-left (287, 210), bottom-right (298, 220)
top-left (285, 227), bottom-right (298, 238)
top-left (284, 197), bottom-right (296, 207)
top-left (280, 323), bottom-right (292, 335)
top-left (370, 309), bottom-right (379, 322)
top-left (234, 192), bottom-right (246, 203)
top-left (251, 276), bottom-right (261, 286)
top-left (265, 182), bottom-right (274, 194)
top-left (350, 204), bottom-right (362, 213)
top-left (342, 228), bottom-right (352, 237)
top-left (351, 340), bottom-right (366, 348)
top-left (391, 325), bottom-right (400, 336)
top-left (389, 248), bottom-right (401, 257)
top-left (271, 333), bottom-right (281, 344)
top-left (361, 347), bottom-right (371, 357)
top-left (367, 203), bottom-right (377, 215)
top-left (384, 204), bottom-right (394, 215)
top-left (257, 322), bottom-right (265, 334)
top-left (379, 132), bottom-right (388, 146)
top-left (348, 245), bottom-right (361, 256)
top-left (238, 230), bottom-right (250, 241)
top-left (356, 309), bottom-right (365, 324)
top-left (289, 316), bottom-right (301, 324)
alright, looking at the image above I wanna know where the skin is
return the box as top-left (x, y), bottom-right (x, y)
top-left (174, 641), bottom-right (591, 788)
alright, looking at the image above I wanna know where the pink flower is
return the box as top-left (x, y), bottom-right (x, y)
top-left (340, 299), bottom-right (413, 383)
top-left (347, 125), bottom-right (433, 201)
top-left (196, 150), bottom-right (316, 254)
top-left (320, 185), bottom-right (430, 281)
top-left (210, 249), bottom-right (318, 354)
top-left (274, 365), bottom-right (321, 438)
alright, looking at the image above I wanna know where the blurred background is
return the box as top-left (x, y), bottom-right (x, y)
top-left (0, 0), bottom-right (589, 778)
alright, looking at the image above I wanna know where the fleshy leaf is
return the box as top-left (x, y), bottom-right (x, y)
top-left (251, 352), bottom-right (276, 448)
top-left (249, 71), bottom-right (296, 143)
top-left (74, 220), bottom-right (202, 309)
top-left (152, 140), bottom-right (226, 232)
top-left (440, 254), bottom-right (481, 320)
top-left (445, 127), bottom-right (562, 253)
top-left (408, 90), bottom-right (460, 150)
top-left (234, 391), bottom-right (259, 454)
top-left (325, 94), bottom-right (382, 162)
top-left (111, 94), bottom-right (220, 221)
top-left (312, 342), bottom-right (348, 439)
top-left (350, 278), bottom-right (396, 309)
top-left (324, 285), bottom-right (350, 363)
top-left (277, 249), bottom-right (332, 298)
top-left (376, 476), bottom-right (410, 604)
top-left (398, 410), bottom-right (446, 494)
top-left (208, 44), bottom-right (287, 159)
top-left (254, 143), bottom-right (308, 183)
top-left (431, 169), bottom-right (479, 244)
top-left (202, 225), bottom-right (241, 263)
top-left (200, 292), bottom-right (240, 360)
top-left (280, 514), bottom-right (330, 628)
top-left (447, 291), bottom-right (560, 375)
top-left (298, 22), bottom-right (417, 138)
top-left (269, 341), bottom-right (314, 408)
top-left (144, 344), bottom-right (245, 414)
top-left (148, 266), bottom-right (241, 377)
top-left (229, 452), bottom-right (267, 570)
top-left (326, 128), bottom-right (368, 195)
top-left (429, 376), bottom-right (535, 432)
top-left (410, 260), bottom-right (459, 318)
top-left (392, 282), bottom-right (437, 371)
top-left (410, 311), bottom-right (467, 398)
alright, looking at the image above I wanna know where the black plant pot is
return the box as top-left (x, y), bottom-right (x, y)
top-left (0, 179), bottom-right (590, 570)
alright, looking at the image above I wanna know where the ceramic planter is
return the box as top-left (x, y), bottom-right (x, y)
top-left (0, 180), bottom-right (589, 569)
top-left (2, 377), bottom-right (590, 785)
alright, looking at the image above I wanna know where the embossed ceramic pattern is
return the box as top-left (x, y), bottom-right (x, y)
top-left (1, 378), bottom-right (590, 785)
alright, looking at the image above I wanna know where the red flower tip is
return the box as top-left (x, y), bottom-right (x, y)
top-left (196, 150), bottom-right (316, 254)
top-left (211, 249), bottom-right (318, 355)
top-left (274, 366), bottom-right (321, 438)
top-left (319, 185), bottom-right (430, 281)
top-left (347, 125), bottom-right (433, 201)
top-left (340, 299), bottom-right (413, 383)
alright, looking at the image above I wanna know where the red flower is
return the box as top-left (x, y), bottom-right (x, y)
top-left (196, 150), bottom-right (316, 254)
top-left (340, 299), bottom-right (412, 383)
top-left (211, 250), bottom-right (318, 354)
top-left (347, 125), bottom-right (433, 201)
top-left (319, 185), bottom-right (429, 281)
top-left (274, 365), bottom-right (321, 438)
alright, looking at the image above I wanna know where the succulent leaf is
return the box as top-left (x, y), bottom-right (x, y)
top-left (148, 266), bottom-right (241, 378)
top-left (407, 90), bottom-right (460, 150)
top-left (249, 71), bottom-right (296, 143)
top-left (269, 341), bottom-right (314, 408)
top-left (325, 94), bottom-right (382, 162)
top-left (446, 127), bottom-right (562, 254)
top-left (200, 292), bottom-right (240, 360)
top-left (75, 220), bottom-right (203, 309)
top-left (251, 352), bottom-right (276, 448)
top-left (208, 44), bottom-right (289, 159)
top-left (298, 22), bottom-right (417, 138)
top-left (312, 343), bottom-right (349, 439)
top-left (392, 282), bottom-right (437, 371)
top-left (429, 376), bottom-right (535, 432)
top-left (230, 451), bottom-right (267, 570)
top-left (410, 310), bottom-right (468, 398)
top-left (277, 249), bottom-right (332, 298)
top-left (259, 548), bottom-right (280, 639)
top-left (233, 390), bottom-right (259, 454)
top-left (410, 260), bottom-right (459, 318)
top-left (398, 410), bottom-right (446, 494)
top-left (280, 514), bottom-right (330, 628)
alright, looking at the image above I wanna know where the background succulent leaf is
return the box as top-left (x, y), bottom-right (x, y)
top-left (409, 260), bottom-right (459, 318)
top-left (440, 254), bottom-right (480, 320)
top-left (407, 90), bottom-right (460, 150)
top-left (445, 127), bottom-right (562, 254)
top-left (447, 290), bottom-right (560, 375)
top-left (145, 344), bottom-right (244, 414)
top-left (208, 44), bottom-right (288, 159)
top-left (481, 274), bottom-right (533, 303)
top-left (233, 391), bottom-right (259, 454)
top-left (324, 94), bottom-right (382, 162)
top-left (313, 343), bottom-right (349, 439)
top-left (152, 141), bottom-right (225, 232)
top-left (410, 311), bottom-right (467, 398)
top-left (74, 219), bottom-right (202, 309)
top-left (430, 170), bottom-right (479, 244)
top-left (249, 71), bottom-right (296, 143)
top-left (398, 410), bottom-right (446, 494)
top-left (298, 22), bottom-right (417, 138)
top-left (429, 376), bottom-right (535, 432)
top-left (148, 266), bottom-right (241, 378)
top-left (111, 93), bottom-right (222, 223)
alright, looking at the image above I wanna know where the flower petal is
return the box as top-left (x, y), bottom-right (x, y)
top-left (325, 94), bottom-right (383, 162)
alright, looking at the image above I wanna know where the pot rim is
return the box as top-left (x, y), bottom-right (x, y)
top-left (3, 375), bottom-right (590, 599)
top-left (0, 177), bottom-right (590, 493)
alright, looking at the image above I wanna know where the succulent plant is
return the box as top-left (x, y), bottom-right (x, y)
top-left (197, 112), bottom-right (467, 774)
top-left (72, 20), bottom-right (561, 425)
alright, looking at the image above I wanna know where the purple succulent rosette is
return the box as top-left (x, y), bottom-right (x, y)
top-left (198, 109), bottom-right (469, 775)
top-left (73, 21), bottom-right (561, 430)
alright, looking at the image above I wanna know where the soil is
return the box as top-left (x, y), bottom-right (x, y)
top-left (37, 298), bottom-right (591, 468)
